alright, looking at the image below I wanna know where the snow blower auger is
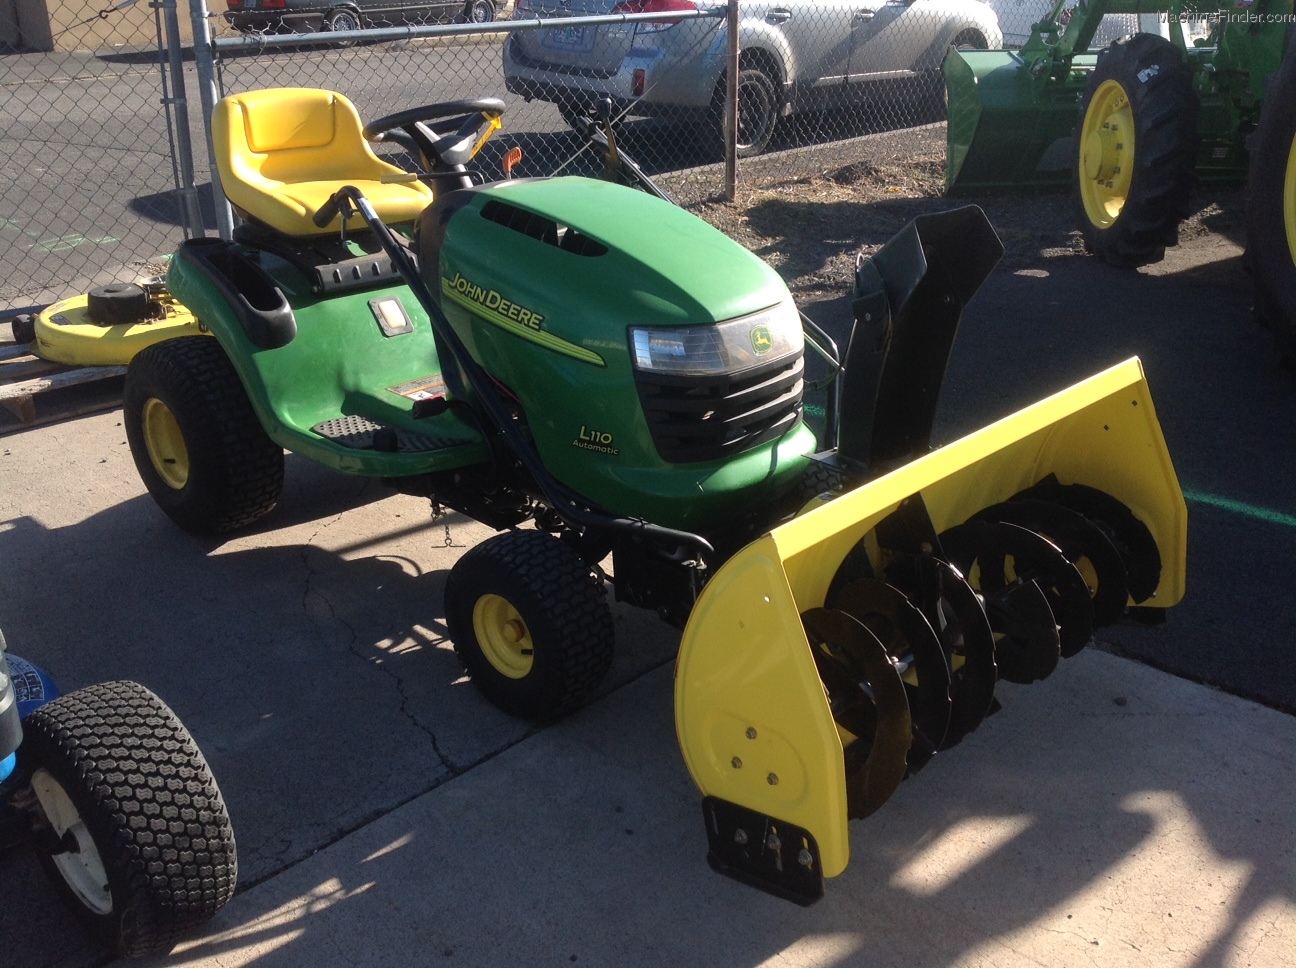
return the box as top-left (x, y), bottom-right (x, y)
top-left (122, 89), bottom-right (1185, 904)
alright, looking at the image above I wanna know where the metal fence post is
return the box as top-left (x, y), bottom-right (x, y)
top-left (188, 0), bottom-right (235, 240)
top-left (158, 0), bottom-right (205, 239)
top-left (724, 0), bottom-right (738, 201)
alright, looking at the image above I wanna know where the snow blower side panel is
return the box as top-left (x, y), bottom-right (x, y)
top-left (676, 357), bottom-right (1185, 902)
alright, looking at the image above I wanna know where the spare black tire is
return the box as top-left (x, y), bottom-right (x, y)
top-left (20, 681), bottom-right (237, 956)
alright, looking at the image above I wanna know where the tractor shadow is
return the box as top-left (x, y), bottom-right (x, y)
top-left (44, 645), bottom-right (1293, 968)
top-left (0, 443), bottom-right (682, 963)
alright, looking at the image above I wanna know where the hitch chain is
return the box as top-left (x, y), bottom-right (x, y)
top-left (430, 502), bottom-right (463, 548)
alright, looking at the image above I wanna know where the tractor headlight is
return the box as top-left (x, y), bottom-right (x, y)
top-left (629, 301), bottom-right (803, 376)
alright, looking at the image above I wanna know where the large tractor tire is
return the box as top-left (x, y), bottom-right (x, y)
top-left (124, 336), bottom-right (283, 535)
top-left (1073, 33), bottom-right (1199, 268)
top-left (445, 529), bottom-right (615, 720)
top-left (1245, 32), bottom-right (1296, 362)
top-left (20, 681), bottom-right (237, 956)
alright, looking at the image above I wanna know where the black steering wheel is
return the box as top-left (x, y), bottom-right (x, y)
top-left (364, 98), bottom-right (506, 171)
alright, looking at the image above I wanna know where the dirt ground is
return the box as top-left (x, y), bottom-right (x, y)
top-left (673, 125), bottom-right (1250, 301)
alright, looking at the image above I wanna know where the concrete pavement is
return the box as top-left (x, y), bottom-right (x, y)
top-left (1, 407), bottom-right (1293, 968)
top-left (139, 652), bottom-right (1296, 968)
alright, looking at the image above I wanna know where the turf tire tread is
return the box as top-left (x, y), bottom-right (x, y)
top-left (125, 336), bottom-right (283, 534)
top-left (20, 680), bottom-right (237, 956)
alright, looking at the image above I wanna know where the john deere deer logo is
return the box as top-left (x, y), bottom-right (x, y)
top-left (751, 325), bottom-right (773, 355)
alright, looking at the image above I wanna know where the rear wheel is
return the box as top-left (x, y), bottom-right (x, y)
top-left (907, 30), bottom-right (987, 124)
top-left (1245, 32), bottom-right (1296, 362)
top-left (20, 681), bottom-right (237, 956)
top-left (323, 6), bottom-right (361, 44)
top-left (461, 0), bottom-right (494, 23)
top-left (1073, 33), bottom-right (1198, 268)
top-left (445, 529), bottom-right (615, 719)
top-left (710, 66), bottom-right (780, 159)
top-left (124, 336), bottom-right (283, 535)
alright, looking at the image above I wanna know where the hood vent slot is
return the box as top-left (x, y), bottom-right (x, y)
top-left (479, 200), bottom-right (608, 257)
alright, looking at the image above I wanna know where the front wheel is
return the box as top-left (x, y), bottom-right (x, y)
top-left (20, 681), bottom-right (237, 956)
top-left (1073, 34), bottom-right (1198, 268)
top-left (1245, 32), bottom-right (1296, 362)
top-left (445, 529), bottom-right (615, 720)
top-left (124, 336), bottom-right (284, 535)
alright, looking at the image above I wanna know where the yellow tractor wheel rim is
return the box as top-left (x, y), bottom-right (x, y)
top-left (141, 397), bottom-right (189, 490)
top-left (1284, 129), bottom-right (1296, 270)
top-left (472, 593), bottom-right (535, 679)
top-left (1079, 80), bottom-right (1136, 230)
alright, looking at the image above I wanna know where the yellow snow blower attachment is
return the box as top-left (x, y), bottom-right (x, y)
top-left (674, 207), bottom-right (1186, 904)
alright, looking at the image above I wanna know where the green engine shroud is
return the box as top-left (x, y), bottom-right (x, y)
top-left (417, 177), bottom-right (817, 531)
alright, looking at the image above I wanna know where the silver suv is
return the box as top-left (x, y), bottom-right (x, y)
top-left (504, 0), bottom-right (1002, 155)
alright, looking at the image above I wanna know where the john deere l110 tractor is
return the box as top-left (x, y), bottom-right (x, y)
top-left (89, 87), bottom-right (1187, 903)
top-left (946, 1), bottom-right (1296, 358)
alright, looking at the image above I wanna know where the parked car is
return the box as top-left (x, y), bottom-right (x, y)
top-left (503, 0), bottom-right (1002, 155)
top-left (224, 0), bottom-right (499, 36)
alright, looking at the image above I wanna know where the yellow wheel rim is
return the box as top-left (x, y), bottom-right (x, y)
top-left (1079, 80), bottom-right (1136, 230)
top-left (472, 593), bottom-right (534, 679)
top-left (141, 397), bottom-right (189, 490)
top-left (1284, 130), bottom-right (1296, 271)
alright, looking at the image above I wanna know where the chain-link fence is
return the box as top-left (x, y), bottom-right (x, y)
top-left (2, 0), bottom-right (1011, 316)
top-left (0, 1), bottom-right (196, 311)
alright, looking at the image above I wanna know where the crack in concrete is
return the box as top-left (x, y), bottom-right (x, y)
top-left (296, 514), bottom-right (460, 777)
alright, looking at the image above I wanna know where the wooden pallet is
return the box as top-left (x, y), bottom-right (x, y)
top-left (0, 339), bottom-right (126, 434)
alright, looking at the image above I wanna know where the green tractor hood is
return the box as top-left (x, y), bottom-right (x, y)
top-left (416, 177), bottom-right (817, 531)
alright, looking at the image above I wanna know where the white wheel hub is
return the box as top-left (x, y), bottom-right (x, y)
top-left (31, 768), bottom-right (112, 915)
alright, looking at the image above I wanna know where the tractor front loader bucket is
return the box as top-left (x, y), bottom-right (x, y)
top-left (675, 360), bottom-right (1186, 903)
top-left (944, 47), bottom-right (1089, 192)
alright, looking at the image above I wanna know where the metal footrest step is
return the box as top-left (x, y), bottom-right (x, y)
top-left (311, 414), bottom-right (463, 453)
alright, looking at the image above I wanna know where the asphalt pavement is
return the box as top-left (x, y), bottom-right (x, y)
top-left (1, 187), bottom-right (1293, 966)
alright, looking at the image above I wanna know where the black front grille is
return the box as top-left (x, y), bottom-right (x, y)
top-left (635, 352), bottom-right (805, 464)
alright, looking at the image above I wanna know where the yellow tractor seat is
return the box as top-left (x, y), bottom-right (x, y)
top-left (212, 87), bottom-right (434, 237)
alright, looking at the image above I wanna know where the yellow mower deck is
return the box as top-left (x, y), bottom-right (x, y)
top-left (32, 292), bottom-right (204, 367)
top-left (676, 358), bottom-right (1185, 897)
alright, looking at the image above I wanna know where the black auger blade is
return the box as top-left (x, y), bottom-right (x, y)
top-left (858, 495), bottom-right (998, 748)
top-left (940, 519), bottom-right (1095, 670)
top-left (801, 608), bottom-right (911, 820)
top-left (826, 578), bottom-right (952, 773)
top-left (982, 581), bottom-right (1062, 684)
top-left (1012, 479), bottom-right (1163, 605)
top-left (974, 499), bottom-right (1130, 634)
top-left (883, 554), bottom-right (999, 748)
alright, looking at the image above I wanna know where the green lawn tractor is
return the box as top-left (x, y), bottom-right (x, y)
top-left (946, 2), bottom-right (1296, 356)
top-left (121, 87), bottom-right (1186, 903)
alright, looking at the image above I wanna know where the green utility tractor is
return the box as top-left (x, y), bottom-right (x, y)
top-left (945, 2), bottom-right (1296, 356)
top-left (121, 87), bottom-right (1186, 903)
